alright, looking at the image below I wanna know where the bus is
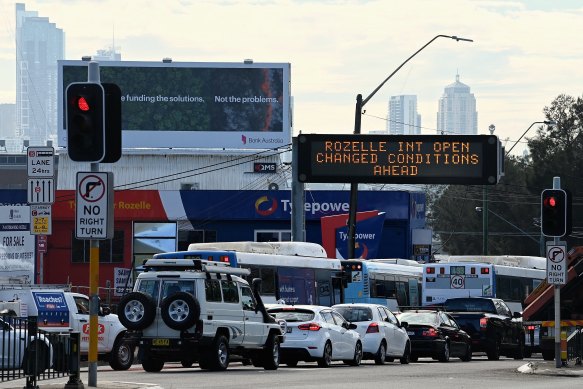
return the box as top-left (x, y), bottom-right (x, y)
top-left (422, 255), bottom-right (546, 313)
top-left (341, 259), bottom-right (423, 312)
top-left (153, 242), bottom-right (343, 306)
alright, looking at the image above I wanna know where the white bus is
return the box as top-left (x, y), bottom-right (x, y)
top-left (422, 255), bottom-right (546, 313)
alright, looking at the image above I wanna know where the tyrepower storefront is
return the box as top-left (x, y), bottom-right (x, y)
top-left (0, 189), bottom-right (426, 289)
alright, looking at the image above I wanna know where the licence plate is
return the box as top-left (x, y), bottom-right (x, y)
top-left (152, 338), bottom-right (170, 346)
top-left (286, 327), bottom-right (293, 333)
top-left (407, 331), bottom-right (415, 336)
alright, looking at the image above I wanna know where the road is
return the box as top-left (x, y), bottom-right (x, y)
top-left (1, 355), bottom-right (581, 389)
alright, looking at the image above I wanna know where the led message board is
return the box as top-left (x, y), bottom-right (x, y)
top-left (297, 134), bottom-right (502, 185)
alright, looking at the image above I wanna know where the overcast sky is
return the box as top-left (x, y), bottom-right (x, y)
top-left (1, 0), bottom-right (583, 155)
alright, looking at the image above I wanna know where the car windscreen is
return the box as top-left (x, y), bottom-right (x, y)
top-left (444, 299), bottom-right (495, 313)
top-left (398, 312), bottom-right (438, 326)
top-left (267, 308), bottom-right (315, 322)
top-left (334, 306), bottom-right (373, 322)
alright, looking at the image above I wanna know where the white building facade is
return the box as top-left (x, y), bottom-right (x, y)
top-left (387, 95), bottom-right (421, 135)
top-left (436, 74), bottom-right (477, 135)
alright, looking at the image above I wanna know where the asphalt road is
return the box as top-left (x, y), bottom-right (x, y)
top-left (1, 355), bottom-right (581, 389)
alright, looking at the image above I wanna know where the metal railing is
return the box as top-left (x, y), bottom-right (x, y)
top-left (567, 326), bottom-right (583, 365)
top-left (0, 315), bottom-right (82, 388)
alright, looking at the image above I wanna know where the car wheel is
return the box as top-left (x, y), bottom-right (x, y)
top-left (142, 357), bottom-right (164, 372)
top-left (438, 341), bottom-right (450, 362)
top-left (400, 342), bottom-right (411, 364)
top-left (317, 341), bottom-right (332, 368)
top-left (345, 341), bottom-right (362, 366)
top-left (513, 337), bottom-right (525, 360)
top-left (117, 292), bottom-right (156, 331)
top-left (207, 335), bottom-right (230, 371)
top-left (181, 359), bottom-right (194, 368)
top-left (109, 337), bottom-right (134, 371)
top-left (160, 292), bottom-right (200, 331)
top-left (409, 355), bottom-right (418, 362)
top-left (460, 343), bottom-right (472, 362)
top-left (486, 338), bottom-right (501, 361)
top-left (374, 341), bottom-right (387, 365)
top-left (262, 333), bottom-right (280, 370)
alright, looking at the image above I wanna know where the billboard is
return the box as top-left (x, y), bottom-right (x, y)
top-left (0, 205), bottom-right (34, 284)
top-left (297, 134), bottom-right (503, 185)
top-left (58, 61), bottom-right (291, 150)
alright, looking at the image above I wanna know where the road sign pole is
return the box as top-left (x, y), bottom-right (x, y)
top-left (88, 62), bottom-right (100, 388)
top-left (553, 176), bottom-right (561, 368)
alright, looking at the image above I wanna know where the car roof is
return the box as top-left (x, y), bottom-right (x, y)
top-left (333, 303), bottom-right (383, 308)
top-left (267, 305), bottom-right (330, 312)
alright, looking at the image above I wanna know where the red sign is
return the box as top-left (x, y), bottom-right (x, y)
top-left (37, 235), bottom-right (47, 253)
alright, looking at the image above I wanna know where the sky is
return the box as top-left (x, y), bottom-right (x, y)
top-left (1, 0), bottom-right (583, 155)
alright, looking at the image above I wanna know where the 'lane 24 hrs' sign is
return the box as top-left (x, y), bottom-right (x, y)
top-left (75, 172), bottom-right (114, 240)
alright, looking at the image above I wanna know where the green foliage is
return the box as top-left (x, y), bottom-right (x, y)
top-left (429, 93), bottom-right (583, 256)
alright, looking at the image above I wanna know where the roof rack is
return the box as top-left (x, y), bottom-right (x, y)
top-left (143, 258), bottom-right (250, 277)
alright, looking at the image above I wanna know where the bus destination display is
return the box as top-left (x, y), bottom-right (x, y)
top-left (297, 134), bottom-right (502, 185)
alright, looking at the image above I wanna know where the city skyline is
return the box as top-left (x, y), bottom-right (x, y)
top-left (1, 1), bottom-right (583, 155)
top-left (437, 74), bottom-right (478, 135)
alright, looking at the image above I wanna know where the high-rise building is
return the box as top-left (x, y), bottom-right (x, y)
top-left (15, 3), bottom-right (64, 147)
top-left (0, 104), bottom-right (16, 140)
top-left (93, 46), bottom-right (122, 62)
top-left (387, 95), bottom-right (421, 135)
top-left (436, 74), bottom-right (477, 135)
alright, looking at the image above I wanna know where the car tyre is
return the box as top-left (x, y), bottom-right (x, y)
top-left (400, 342), bottom-right (411, 364)
top-left (374, 341), bottom-right (387, 365)
top-left (181, 359), bottom-right (194, 368)
top-left (207, 335), bottom-right (230, 371)
top-left (317, 341), bottom-right (333, 368)
top-left (345, 341), bottom-right (362, 366)
top-left (262, 333), bottom-right (280, 370)
top-left (438, 341), bottom-right (450, 362)
top-left (409, 355), bottom-right (418, 362)
top-left (118, 292), bottom-right (156, 331)
top-left (160, 292), bottom-right (200, 331)
top-left (109, 337), bottom-right (134, 371)
top-left (513, 337), bottom-right (524, 360)
top-left (460, 343), bottom-right (472, 362)
top-left (486, 338), bottom-right (501, 361)
top-left (142, 357), bottom-right (164, 372)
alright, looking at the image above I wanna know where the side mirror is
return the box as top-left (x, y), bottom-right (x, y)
top-left (400, 321), bottom-right (409, 329)
top-left (348, 323), bottom-right (358, 330)
top-left (100, 306), bottom-right (111, 316)
top-left (512, 311), bottom-right (522, 319)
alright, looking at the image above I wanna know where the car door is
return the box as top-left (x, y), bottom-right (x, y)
top-left (320, 310), bottom-right (344, 359)
top-left (331, 310), bottom-right (353, 359)
top-left (376, 306), bottom-right (395, 354)
top-left (385, 308), bottom-right (407, 356)
top-left (71, 294), bottom-right (111, 353)
top-left (240, 285), bottom-right (266, 346)
top-left (441, 312), bottom-right (464, 356)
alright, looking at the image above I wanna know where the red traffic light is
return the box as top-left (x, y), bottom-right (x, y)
top-left (544, 196), bottom-right (557, 207)
top-left (77, 96), bottom-right (90, 111)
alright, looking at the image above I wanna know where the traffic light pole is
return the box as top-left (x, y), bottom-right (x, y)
top-left (552, 177), bottom-right (561, 368)
top-left (87, 61), bottom-right (100, 387)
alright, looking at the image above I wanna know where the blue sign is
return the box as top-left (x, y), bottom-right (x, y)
top-left (32, 292), bottom-right (70, 327)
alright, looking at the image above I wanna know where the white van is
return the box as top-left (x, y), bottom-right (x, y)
top-left (0, 286), bottom-right (133, 370)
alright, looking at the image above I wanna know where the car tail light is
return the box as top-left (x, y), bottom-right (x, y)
top-left (527, 325), bottom-right (535, 331)
top-left (481, 267), bottom-right (490, 274)
top-left (480, 317), bottom-right (488, 329)
top-left (298, 323), bottom-right (321, 331)
top-left (422, 327), bottom-right (438, 337)
top-left (426, 267), bottom-right (435, 274)
top-left (366, 322), bottom-right (380, 333)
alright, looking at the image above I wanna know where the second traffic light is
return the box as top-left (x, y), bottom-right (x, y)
top-left (66, 82), bottom-right (121, 163)
top-left (541, 189), bottom-right (571, 237)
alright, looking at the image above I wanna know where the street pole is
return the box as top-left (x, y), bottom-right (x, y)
top-left (346, 34), bottom-right (473, 259)
top-left (552, 176), bottom-right (561, 369)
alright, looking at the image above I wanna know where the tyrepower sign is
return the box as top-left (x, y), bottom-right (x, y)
top-left (297, 134), bottom-right (503, 185)
top-left (75, 172), bottom-right (114, 240)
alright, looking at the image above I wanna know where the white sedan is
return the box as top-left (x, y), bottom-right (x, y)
top-left (267, 305), bottom-right (363, 367)
top-left (0, 316), bottom-right (52, 371)
top-left (333, 303), bottom-right (411, 364)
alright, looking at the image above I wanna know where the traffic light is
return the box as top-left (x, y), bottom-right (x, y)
top-left (66, 82), bottom-right (105, 162)
top-left (541, 189), bottom-right (571, 237)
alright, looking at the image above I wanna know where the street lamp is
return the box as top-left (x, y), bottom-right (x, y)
top-left (505, 120), bottom-right (557, 156)
top-left (346, 34), bottom-right (473, 259)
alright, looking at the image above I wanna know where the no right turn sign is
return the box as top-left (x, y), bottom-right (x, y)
top-left (75, 172), bottom-right (114, 240)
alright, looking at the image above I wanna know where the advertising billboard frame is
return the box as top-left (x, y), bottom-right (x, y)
top-left (58, 60), bottom-right (291, 150)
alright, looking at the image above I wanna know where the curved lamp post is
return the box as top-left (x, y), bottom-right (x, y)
top-left (505, 120), bottom-right (557, 156)
top-left (347, 34), bottom-right (473, 259)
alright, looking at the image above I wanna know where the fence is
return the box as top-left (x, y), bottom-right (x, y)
top-left (567, 326), bottom-right (583, 365)
top-left (1, 315), bottom-right (82, 388)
